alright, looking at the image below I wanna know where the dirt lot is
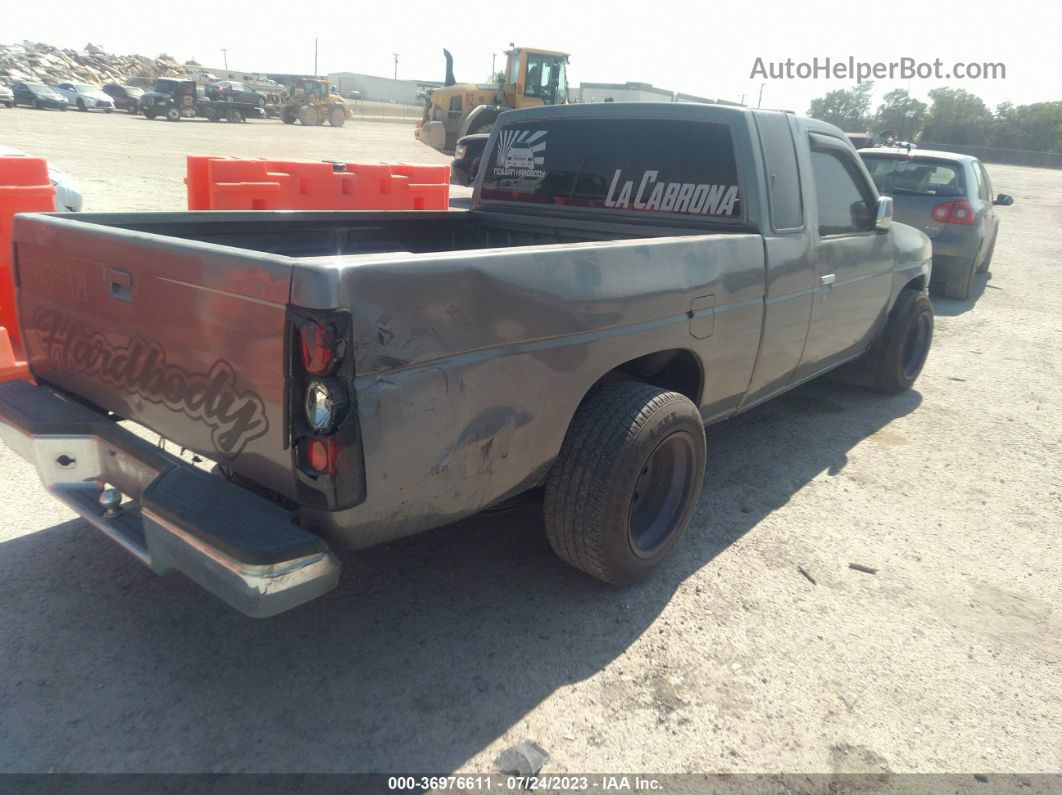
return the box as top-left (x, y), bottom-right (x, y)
top-left (1, 108), bottom-right (1060, 775)
top-left (0, 104), bottom-right (460, 212)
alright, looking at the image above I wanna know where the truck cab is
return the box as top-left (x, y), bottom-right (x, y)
top-left (139, 78), bottom-right (199, 120)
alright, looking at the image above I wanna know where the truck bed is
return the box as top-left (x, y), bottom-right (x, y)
top-left (66, 208), bottom-right (749, 258)
top-left (13, 208), bottom-right (765, 543)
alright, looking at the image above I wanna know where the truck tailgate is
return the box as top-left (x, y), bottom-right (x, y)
top-left (12, 214), bottom-right (295, 498)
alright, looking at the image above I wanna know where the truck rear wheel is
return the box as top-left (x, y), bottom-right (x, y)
top-left (544, 382), bottom-right (705, 585)
top-left (298, 105), bottom-right (319, 126)
top-left (328, 106), bottom-right (346, 127)
top-left (225, 107), bottom-right (243, 123)
top-left (281, 107), bottom-right (296, 124)
top-left (860, 289), bottom-right (933, 394)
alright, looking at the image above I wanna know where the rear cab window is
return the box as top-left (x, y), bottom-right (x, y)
top-left (479, 117), bottom-right (742, 222)
top-left (861, 155), bottom-right (966, 198)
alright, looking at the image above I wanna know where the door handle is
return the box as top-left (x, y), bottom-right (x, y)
top-left (819, 273), bottom-right (836, 286)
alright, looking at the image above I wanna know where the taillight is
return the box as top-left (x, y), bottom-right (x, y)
top-left (289, 308), bottom-right (366, 509)
top-left (306, 437), bottom-right (341, 474)
top-left (298, 318), bottom-right (335, 374)
top-left (931, 200), bottom-right (976, 225)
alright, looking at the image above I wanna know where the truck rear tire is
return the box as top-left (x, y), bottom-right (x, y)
top-left (298, 105), bottom-right (319, 126)
top-left (226, 108), bottom-right (243, 123)
top-left (281, 107), bottom-right (296, 124)
top-left (544, 382), bottom-right (706, 585)
top-left (861, 289), bottom-right (934, 394)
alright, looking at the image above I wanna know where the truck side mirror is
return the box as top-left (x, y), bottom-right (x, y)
top-left (874, 196), bottom-right (893, 231)
top-left (993, 193), bottom-right (1014, 206)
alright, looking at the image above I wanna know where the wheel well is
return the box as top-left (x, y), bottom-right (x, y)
top-left (591, 349), bottom-right (703, 406)
top-left (904, 274), bottom-right (927, 292)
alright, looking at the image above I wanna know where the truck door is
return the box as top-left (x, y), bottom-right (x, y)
top-left (739, 112), bottom-right (815, 407)
top-left (795, 133), bottom-right (892, 378)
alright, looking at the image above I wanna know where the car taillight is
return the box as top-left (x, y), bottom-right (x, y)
top-left (932, 200), bottom-right (976, 225)
top-left (298, 318), bottom-right (336, 374)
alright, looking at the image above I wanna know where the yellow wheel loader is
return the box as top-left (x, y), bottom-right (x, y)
top-left (416, 45), bottom-right (570, 154)
top-left (280, 78), bottom-right (353, 127)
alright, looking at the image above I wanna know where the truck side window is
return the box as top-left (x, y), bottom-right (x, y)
top-left (811, 148), bottom-right (875, 236)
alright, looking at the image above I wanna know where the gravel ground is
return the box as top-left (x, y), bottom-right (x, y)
top-left (0, 108), bottom-right (1059, 775)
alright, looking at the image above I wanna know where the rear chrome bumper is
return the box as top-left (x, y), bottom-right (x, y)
top-left (0, 380), bottom-right (339, 617)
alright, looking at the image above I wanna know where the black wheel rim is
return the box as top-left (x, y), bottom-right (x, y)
top-left (902, 312), bottom-right (931, 380)
top-left (627, 432), bottom-right (697, 558)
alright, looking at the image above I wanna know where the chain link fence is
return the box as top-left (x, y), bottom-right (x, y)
top-left (919, 142), bottom-right (1062, 169)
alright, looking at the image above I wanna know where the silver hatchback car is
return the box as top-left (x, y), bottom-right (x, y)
top-left (860, 148), bottom-right (1013, 300)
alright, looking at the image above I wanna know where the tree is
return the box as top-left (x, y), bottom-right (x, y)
top-left (807, 82), bottom-right (875, 131)
top-left (873, 89), bottom-right (927, 142)
top-left (920, 88), bottom-right (994, 146)
top-left (992, 101), bottom-right (1062, 152)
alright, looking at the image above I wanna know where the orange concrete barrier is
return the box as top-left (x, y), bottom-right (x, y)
top-left (0, 327), bottom-right (29, 383)
top-left (1, 156), bottom-right (55, 379)
top-left (186, 157), bottom-right (450, 212)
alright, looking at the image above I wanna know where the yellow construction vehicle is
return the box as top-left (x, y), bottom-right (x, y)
top-left (280, 77), bottom-right (353, 127)
top-left (416, 45), bottom-right (570, 154)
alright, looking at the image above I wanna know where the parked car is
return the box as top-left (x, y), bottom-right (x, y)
top-left (450, 132), bottom-right (489, 185)
top-left (207, 80), bottom-right (266, 107)
top-left (102, 83), bottom-right (144, 113)
top-left (0, 103), bottom-right (934, 616)
top-left (10, 82), bottom-right (68, 110)
top-left (860, 148), bottom-right (1013, 299)
top-left (0, 145), bottom-right (82, 211)
top-left (53, 83), bottom-right (114, 112)
top-left (0, 83), bottom-right (13, 108)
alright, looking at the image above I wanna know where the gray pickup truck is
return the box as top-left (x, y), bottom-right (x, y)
top-left (0, 103), bottom-right (934, 616)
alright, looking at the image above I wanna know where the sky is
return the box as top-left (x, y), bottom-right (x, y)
top-left (4, 0), bottom-right (1058, 114)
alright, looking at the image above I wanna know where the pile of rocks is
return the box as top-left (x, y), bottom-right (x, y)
top-left (0, 41), bottom-right (190, 87)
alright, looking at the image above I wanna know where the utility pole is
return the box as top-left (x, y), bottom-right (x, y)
top-left (491, 53), bottom-right (497, 79)
top-left (392, 53), bottom-right (399, 80)
top-left (314, 38), bottom-right (318, 77)
top-left (756, 81), bottom-right (765, 109)
top-left (221, 48), bottom-right (228, 71)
